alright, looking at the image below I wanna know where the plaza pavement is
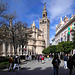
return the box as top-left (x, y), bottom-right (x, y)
top-left (0, 58), bottom-right (75, 75)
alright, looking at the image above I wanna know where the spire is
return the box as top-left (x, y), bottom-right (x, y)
top-left (42, 2), bottom-right (47, 18)
top-left (64, 15), bottom-right (67, 21)
top-left (60, 17), bottom-right (62, 22)
top-left (31, 21), bottom-right (35, 27)
top-left (71, 14), bottom-right (73, 17)
top-left (65, 15), bottom-right (66, 17)
top-left (43, 5), bottom-right (46, 12)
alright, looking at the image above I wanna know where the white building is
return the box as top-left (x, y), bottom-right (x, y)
top-left (55, 14), bottom-right (75, 54)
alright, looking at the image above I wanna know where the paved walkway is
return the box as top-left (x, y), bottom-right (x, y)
top-left (0, 58), bottom-right (75, 75)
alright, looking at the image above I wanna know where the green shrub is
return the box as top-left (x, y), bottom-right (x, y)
top-left (0, 57), bottom-right (9, 62)
top-left (0, 61), bottom-right (9, 69)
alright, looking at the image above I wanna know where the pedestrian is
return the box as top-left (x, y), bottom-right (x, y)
top-left (37, 55), bottom-right (40, 62)
top-left (13, 55), bottom-right (20, 71)
top-left (29, 55), bottom-right (31, 60)
top-left (64, 54), bottom-right (68, 69)
top-left (73, 54), bottom-right (75, 67)
top-left (41, 55), bottom-right (45, 64)
top-left (52, 54), bottom-right (61, 75)
top-left (47, 55), bottom-right (49, 60)
top-left (27, 55), bottom-right (29, 60)
top-left (8, 55), bottom-right (13, 71)
top-left (67, 56), bottom-right (74, 75)
top-left (40, 55), bottom-right (42, 62)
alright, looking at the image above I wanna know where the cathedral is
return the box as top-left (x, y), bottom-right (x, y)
top-left (27, 5), bottom-right (50, 55)
top-left (0, 5), bottom-right (50, 56)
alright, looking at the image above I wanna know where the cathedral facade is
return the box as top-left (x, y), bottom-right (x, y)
top-left (27, 5), bottom-right (50, 55)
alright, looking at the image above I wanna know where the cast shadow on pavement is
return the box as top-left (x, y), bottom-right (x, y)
top-left (0, 67), bottom-right (75, 75)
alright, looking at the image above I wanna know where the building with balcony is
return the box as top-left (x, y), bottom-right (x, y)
top-left (55, 14), bottom-right (75, 54)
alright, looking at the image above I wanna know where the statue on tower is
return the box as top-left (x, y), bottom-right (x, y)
top-left (44, 2), bottom-right (46, 5)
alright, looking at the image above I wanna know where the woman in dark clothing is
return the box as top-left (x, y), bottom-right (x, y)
top-left (67, 56), bottom-right (74, 75)
top-left (73, 54), bottom-right (75, 67)
top-left (52, 55), bottom-right (61, 75)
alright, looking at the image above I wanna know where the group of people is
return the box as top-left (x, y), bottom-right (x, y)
top-left (8, 54), bottom-right (75, 74)
top-left (37, 55), bottom-right (45, 62)
top-left (8, 55), bottom-right (20, 71)
top-left (64, 54), bottom-right (75, 75)
top-left (52, 54), bottom-right (75, 75)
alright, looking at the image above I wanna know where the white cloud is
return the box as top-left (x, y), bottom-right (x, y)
top-left (50, 24), bottom-right (57, 30)
top-left (42, 0), bottom-right (75, 21)
top-left (25, 14), bottom-right (39, 20)
top-left (35, 20), bottom-right (39, 22)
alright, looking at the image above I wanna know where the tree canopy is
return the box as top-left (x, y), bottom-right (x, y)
top-left (42, 41), bottom-right (73, 54)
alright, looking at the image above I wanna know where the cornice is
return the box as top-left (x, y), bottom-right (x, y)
top-left (55, 16), bottom-right (75, 36)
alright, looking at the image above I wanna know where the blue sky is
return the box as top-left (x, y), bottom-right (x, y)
top-left (3, 0), bottom-right (75, 43)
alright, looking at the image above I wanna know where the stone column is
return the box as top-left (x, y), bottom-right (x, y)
top-left (7, 44), bottom-right (11, 56)
top-left (73, 49), bottom-right (75, 54)
top-left (26, 46), bottom-right (28, 55)
top-left (12, 45), bottom-right (14, 56)
top-left (36, 29), bottom-right (38, 39)
top-left (20, 45), bottom-right (22, 55)
top-left (17, 45), bottom-right (19, 55)
top-left (2, 42), bottom-right (6, 56)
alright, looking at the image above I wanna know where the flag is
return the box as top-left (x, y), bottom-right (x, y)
top-left (68, 27), bottom-right (70, 30)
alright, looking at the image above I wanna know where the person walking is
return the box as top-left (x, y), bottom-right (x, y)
top-left (52, 54), bottom-right (61, 75)
top-left (73, 54), bottom-right (75, 67)
top-left (64, 54), bottom-right (68, 69)
top-left (37, 55), bottom-right (40, 62)
top-left (8, 55), bottom-right (13, 71)
top-left (13, 55), bottom-right (20, 71)
top-left (67, 56), bottom-right (74, 75)
top-left (41, 55), bottom-right (45, 64)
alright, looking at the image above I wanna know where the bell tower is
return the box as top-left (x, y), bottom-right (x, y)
top-left (39, 4), bottom-right (50, 48)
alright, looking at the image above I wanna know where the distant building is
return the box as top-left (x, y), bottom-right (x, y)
top-left (55, 14), bottom-right (75, 54)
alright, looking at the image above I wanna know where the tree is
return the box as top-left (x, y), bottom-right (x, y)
top-left (0, 0), bottom-right (30, 56)
top-left (56, 45), bottom-right (61, 53)
top-left (13, 21), bottom-right (29, 55)
top-left (0, 0), bottom-right (8, 25)
top-left (0, 13), bottom-right (16, 56)
top-left (50, 45), bottom-right (57, 53)
top-left (42, 46), bottom-right (50, 54)
top-left (58, 41), bottom-right (73, 54)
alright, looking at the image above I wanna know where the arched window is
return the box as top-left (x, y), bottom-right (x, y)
top-left (64, 35), bottom-right (66, 41)
top-left (43, 14), bottom-right (45, 17)
top-left (42, 20), bottom-right (44, 23)
top-left (61, 37), bottom-right (63, 41)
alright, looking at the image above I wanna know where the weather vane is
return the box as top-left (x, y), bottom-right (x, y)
top-left (44, 2), bottom-right (46, 5)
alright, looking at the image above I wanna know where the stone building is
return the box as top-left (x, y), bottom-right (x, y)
top-left (27, 5), bottom-right (50, 55)
top-left (27, 21), bottom-right (45, 55)
top-left (0, 5), bottom-right (50, 56)
top-left (55, 14), bottom-right (75, 54)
